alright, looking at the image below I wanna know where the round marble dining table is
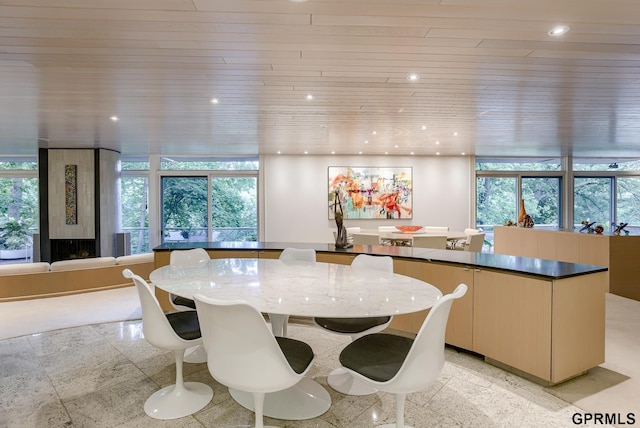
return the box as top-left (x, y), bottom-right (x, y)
top-left (150, 257), bottom-right (442, 420)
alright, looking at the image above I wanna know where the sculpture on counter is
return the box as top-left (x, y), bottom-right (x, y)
top-left (521, 214), bottom-right (535, 228)
top-left (612, 222), bottom-right (629, 235)
top-left (580, 221), bottom-right (596, 233)
top-left (594, 224), bottom-right (604, 234)
top-left (517, 199), bottom-right (527, 226)
top-left (333, 189), bottom-right (352, 249)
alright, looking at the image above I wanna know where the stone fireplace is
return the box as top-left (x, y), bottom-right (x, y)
top-left (38, 148), bottom-right (120, 263)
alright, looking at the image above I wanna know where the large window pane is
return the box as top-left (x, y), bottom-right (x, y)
top-left (121, 176), bottom-right (149, 254)
top-left (0, 177), bottom-right (39, 262)
top-left (521, 177), bottom-right (560, 229)
top-left (574, 177), bottom-right (612, 230)
top-left (476, 176), bottom-right (517, 246)
top-left (161, 176), bottom-right (209, 243)
top-left (211, 177), bottom-right (257, 241)
top-left (616, 177), bottom-right (640, 234)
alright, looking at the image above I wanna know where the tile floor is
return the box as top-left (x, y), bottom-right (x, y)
top-left (1, 292), bottom-right (638, 427)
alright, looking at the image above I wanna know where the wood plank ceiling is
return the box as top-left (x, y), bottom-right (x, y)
top-left (1, 0), bottom-right (640, 158)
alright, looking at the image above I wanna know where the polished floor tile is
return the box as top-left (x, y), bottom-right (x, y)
top-left (2, 291), bottom-right (638, 427)
top-left (1, 316), bottom-right (630, 428)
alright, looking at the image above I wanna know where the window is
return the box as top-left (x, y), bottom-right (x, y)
top-left (521, 177), bottom-right (561, 229)
top-left (476, 176), bottom-right (516, 246)
top-left (160, 157), bottom-right (258, 171)
top-left (121, 159), bottom-right (149, 254)
top-left (476, 158), bottom-right (563, 246)
top-left (211, 176), bottom-right (257, 241)
top-left (121, 175), bottom-right (149, 254)
top-left (0, 157), bottom-right (39, 263)
top-left (476, 158), bottom-right (561, 171)
top-left (573, 177), bottom-right (612, 230)
top-left (616, 178), bottom-right (640, 234)
top-left (159, 157), bottom-right (259, 243)
top-left (572, 158), bottom-right (640, 232)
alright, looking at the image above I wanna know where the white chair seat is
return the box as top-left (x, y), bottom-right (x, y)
top-left (351, 233), bottom-right (381, 245)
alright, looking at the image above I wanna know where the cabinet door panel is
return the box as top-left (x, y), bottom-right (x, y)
top-left (422, 263), bottom-right (474, 349)
top-left (473, 270), bottom-right (552, 381)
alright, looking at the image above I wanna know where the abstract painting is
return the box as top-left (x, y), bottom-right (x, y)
top-left (328, 166), bottom-right (412, 219)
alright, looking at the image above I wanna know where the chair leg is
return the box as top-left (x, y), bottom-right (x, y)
top-left (173, 349), bottom-right (186, 391)
top-left (143, 349), bottom-right (214, 420)
top-left (395, 393), bottom-right (406, 428)
top-left (253, 392), bottom-right (265, 428)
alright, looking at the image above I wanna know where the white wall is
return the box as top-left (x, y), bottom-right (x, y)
top-left (262, 155), bottom-right (472, 243)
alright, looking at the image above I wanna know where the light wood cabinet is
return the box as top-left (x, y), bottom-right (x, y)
top-left (472, 268), bottom-right (606, 384)
top-left (494, 226), bottom-right (640, 301)
top-left (428, 263), bottom-right (474, 350)
top-left (316, 252), bottom-right (356, 265)
top-left (473, 269), bottom-right (552, 381)
top-left (389, 259), bottom-right (474, 349)
top-left (208, 249), bottom-right (259, 259)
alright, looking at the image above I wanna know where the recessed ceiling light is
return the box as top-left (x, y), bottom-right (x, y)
top-left (210, 98), bottom-right (219, 104)
top-left (364, 140), bottom-right (369, 144)
top-left (453, 132), bottom-right (458, 136)
top-left (331, 151), bottom-right (335, 154)
top-left (384, 151), bottom-right (389, 155)
top-left (277, 151), bottom-right (281, 154)
top-left (372, 131), bottom-right (377, 135)
top-left (461, 152), bottom-right (466, 155)
top-left (358, 151), bottom-right (363, 154)
top-left (548, 25), bottom-right (570, 37)
top-left (421, 125), bottom-right (427, 130)
top-left (406, 73), bottom-right (420, 81)
top-left (436, 152), bottom-right (440, 156)
top-left (435, 141), bottom-right (440, 145)
top-left (410, 152), bottom-right (415, 155)
top-left (110, 116), bottom-right (118, 122)
top-left (306, 94), bottom-right (315, 100)
top-left (394, 144), bottom-right (399, 148)
top-left (304, 151), bottom-right (308, 154)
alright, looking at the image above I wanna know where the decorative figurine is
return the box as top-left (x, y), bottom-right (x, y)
top-left (522, 214), bottom-right (535, 228)
top-left (612, 222), bottom-right (629, 235)
top-left (594, 224), bottom-right (604, 234)
top-left (580, 221), bottom-right (596, 233)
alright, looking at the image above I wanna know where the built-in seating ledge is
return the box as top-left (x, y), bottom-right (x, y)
top-left (0, 253), bottom-right (154, 302)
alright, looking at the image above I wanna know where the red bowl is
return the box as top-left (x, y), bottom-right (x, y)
top-left (395, 225), bottom-right (423, 233)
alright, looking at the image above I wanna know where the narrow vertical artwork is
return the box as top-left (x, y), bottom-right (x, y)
top-left (65, 164), bottom-right (78, 225)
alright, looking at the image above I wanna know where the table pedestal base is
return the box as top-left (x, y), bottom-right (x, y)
top-left (327, 367), bottom-right (378, 396)
top-left (229, 377), bottom-right (331, 420)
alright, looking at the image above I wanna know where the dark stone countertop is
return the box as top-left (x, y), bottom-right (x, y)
top-left (153, 241), bottom-right (607, 281)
